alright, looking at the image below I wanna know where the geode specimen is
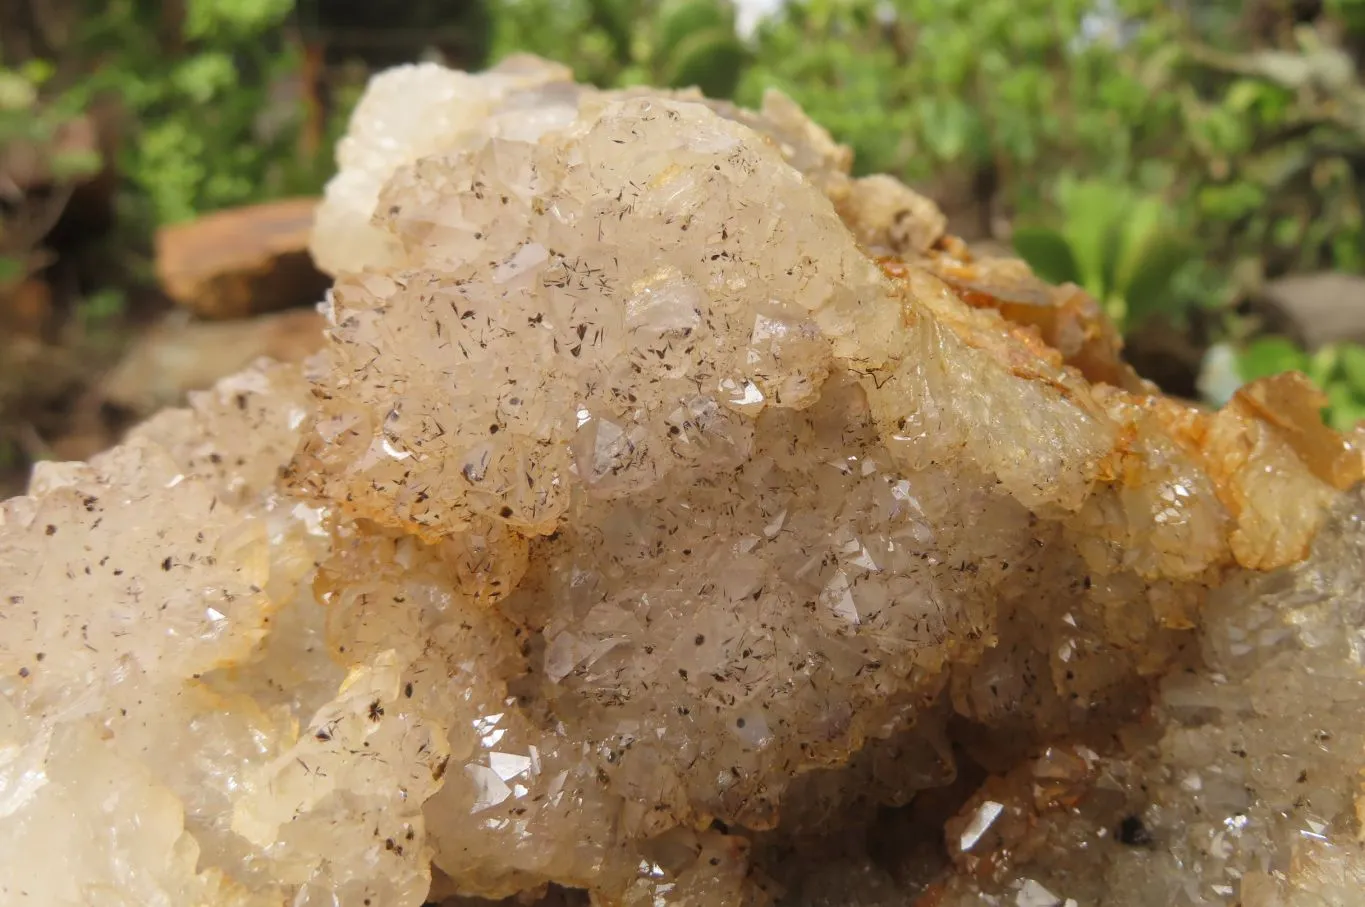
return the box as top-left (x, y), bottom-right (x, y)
top-left (3, 56), bottom-right (1364, 907)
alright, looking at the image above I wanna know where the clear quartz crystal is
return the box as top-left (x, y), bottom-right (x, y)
top-left (3, 58), bottom-right (1364, 907)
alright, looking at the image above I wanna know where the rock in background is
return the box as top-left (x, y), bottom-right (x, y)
top-left (154, 197), bottom-right (330, 320)
top-left (1251, 271), bottom-right (1365, 350)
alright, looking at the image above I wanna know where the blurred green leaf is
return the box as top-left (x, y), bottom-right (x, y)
top-left (1332, 232), bottom-right (1365, 272)
top-left (1011, 226), bottom-right (1081, 286)
top-left (1058, 179), bottom-right (1128, 299)
top-left (0, 256), bottom-right (25, 285)
top-left (1237, 336), bottom-right (1309, 382)
top-left (656, 0), bottom-right (731, 57)
top-left (19, 59), bottom-right (55, 86)
top-left (1324, 382), bottom-right (1365, 431)
top-left (1305, 345), bottom-right (1340, 389)
top-left (171, 53), bottom-right (236, 103)
top-left (1110, 196), bottom-right (1165, 290)
top-left (184, 0), bottom-right (294, 40)
top-left (915, 96), bottom-right (980, 162)
top-left (1197, 182), bottom-right (1266, 221)
top-left (78, 288), bottom-right (126, 326)
top-left (50, 148), bottom-right (104, 180)
top-left (0, 71), bottom-right (37, 111)
top-left (662, 28), bottom-right (748, 97)
top-left (1339, 344), bottom-right (1365, 394)
top-left (1120, 236), bottom-right (1193, 326)
top-left (1224, 78), bottom-right (1264, 112)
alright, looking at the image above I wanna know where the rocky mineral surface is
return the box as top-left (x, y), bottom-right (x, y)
top-left (4, 56), bottom-right (1365, 907)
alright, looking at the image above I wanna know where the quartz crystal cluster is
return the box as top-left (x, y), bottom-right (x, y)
top-left (3, 55), bottom-right (1365, 907)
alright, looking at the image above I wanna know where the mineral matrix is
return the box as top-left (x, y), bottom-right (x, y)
top-left (3, 56), bottom-right (1365, 907)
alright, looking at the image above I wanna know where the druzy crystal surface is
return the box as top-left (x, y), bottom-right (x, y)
top-left (4, 57), bottom-right (1365, 907)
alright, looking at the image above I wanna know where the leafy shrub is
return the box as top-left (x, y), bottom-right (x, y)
top-left (738, 0), bottom-right (1186, 213)
top-left (486, 0), bottom-right (748, 97)
top-left (46, 0), bottom-right (335, 228)
top-left (741, 1), bottom-right (1365, 290)
top-left (1176, 30), bottom-right (1365, 278)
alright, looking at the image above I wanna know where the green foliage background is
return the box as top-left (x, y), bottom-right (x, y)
top-left (492, 0), bottom-right (1364, 282)
top-left (4, 0), bottom-right (1365, 426)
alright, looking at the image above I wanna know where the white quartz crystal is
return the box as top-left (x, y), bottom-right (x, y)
top-left (2, 58), bottom-right (1363, 907)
